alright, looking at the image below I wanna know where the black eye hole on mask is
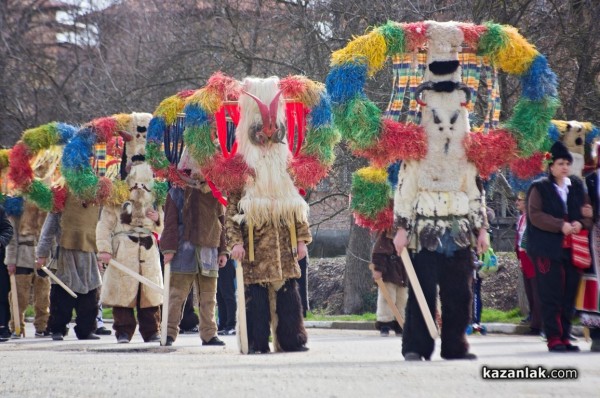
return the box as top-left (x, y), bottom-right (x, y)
top-left (137, 126), bottom-right (147, 133)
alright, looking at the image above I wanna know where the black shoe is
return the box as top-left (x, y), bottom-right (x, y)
top-left (0, 327), bottom-right (11, 340)
top-left (549, 344), bottom-right (567, 352)
top-left (380, 326), bottom-right (390, 337)
top-left (180, 325), bottom-right (199, 334)
top-left (52, 332), bottom-right (64, 341)
top-left (35, 330), bottom-right (52, 338)
top-left (565, 344), bottom-right (580, 352)
top-left (95, 326), bottom-right (112, 336)
top-left (116, 334), bottom-right (129, 344)
top-left (202, 336), bottom-right (225, 346)
top-left (163, 336), bottom-right (174, 347)
top-left (146, 334), bottom-right (161, 343)
top-left (79, 333), bottom-right (101, 340)
top-left (404, 352), bottom-right (423, 361)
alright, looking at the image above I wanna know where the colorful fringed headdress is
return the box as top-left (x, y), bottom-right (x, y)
top-left (146, 72), bottom-right (340, 204)
top-left (325, 20), bottom-right (560, 231)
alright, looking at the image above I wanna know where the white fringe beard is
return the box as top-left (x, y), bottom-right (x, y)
top-left (235, 76), bottom-right (309, 227)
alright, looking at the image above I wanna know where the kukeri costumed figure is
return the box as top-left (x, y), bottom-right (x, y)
top-left (327, 20), bottom-right (560, 360)
top-left (227, 77), bottom-right (311, 353)
top-left (96, 162), bottom-right (164, 343)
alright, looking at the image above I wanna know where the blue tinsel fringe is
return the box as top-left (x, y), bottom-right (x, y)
top-left (520, 55), bottom-right (558, 101)
top-left (56, 123), bottom-right (78, 145)
top-left (4, 196), bottom-right (24, 217)
top-left (184, 103), bottom-right (209, 128)
top-left (147, 117), bottom-right (167, 143)
top-left (325, 63), bottom-right (367, 104)
top-left (310, 92), bottom-right (333, 128)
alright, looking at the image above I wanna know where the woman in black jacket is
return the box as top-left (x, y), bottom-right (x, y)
top-left (0, 204), bottom-right (15, 341)
top-left (526, 141), bottom-right (592, 352)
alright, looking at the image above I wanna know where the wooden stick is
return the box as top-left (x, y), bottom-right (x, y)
top-left (41, 266), bottom-right (78, 298)
top-left (235, 261), bottom-right (249, 354)
top-left (369, 264), bottom-right (404, 328)
top-left (160, 262), bottom-right (171, 346)
top-left (108, 259), bottom-right (164, 294)
top-left (9, 274), bottom-right (21, 337)
top-left (400, 248), bottom-right (439, 339)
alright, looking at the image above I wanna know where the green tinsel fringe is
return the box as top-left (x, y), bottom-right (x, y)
top-left (0, 192), bottom-right (5, 204)
top-left (505, 96), bottom-right (560, 156)
top-left (153, 181), bottom-right (168, 206)
top-left (378, 21), bottom-right (405, 56)
top-left (350, 172), bottom-right (391, 218)
top-left (334, 95), bottom-right (382, 150)
top-left (303, 126), bottom-right (341, 165)
top-left (146, 142), bottom-right (170, 171)
top-left (184, 125), bottom-right (216, 166)
top-left (23, 123), bottom-right (59, 152)
top-left (27, 179), bottom-right (53, 212)
top-left (63, 167), bottom-right (99, 201)
top-left (477, 22), bottom-right (508, 57)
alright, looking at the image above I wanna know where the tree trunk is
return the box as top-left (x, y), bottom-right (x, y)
top-left (342, 222), bottom-right (375, 314)
top-left (516, 272), bottom-right (529, 318)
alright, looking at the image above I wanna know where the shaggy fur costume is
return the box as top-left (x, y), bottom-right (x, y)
top-left (226, 77), bottom-right (311, 352)
top-left (393, 22), bottom-right (488, 360)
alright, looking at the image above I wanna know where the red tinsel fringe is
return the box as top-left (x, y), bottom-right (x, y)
top-left (177, 89), bottom-right (196, 99)
top-left (8, 142), bottom-right (34, 191)
top-left (279, 76), bottom-right (306, 100)
top-left (96, 177), bottom-right (113, 204)
top-left (510, 152), bottom-right (545, 179)
top-left (353, 207), bottom-right (394, 232)
top-left (167, 164), bottom-right (187, 188)
top-left (404, 22), bottom-right (428, 51)
top-left (353, 120), bottom-right (427, 166)
top-left (206, 71), bottom-right (241, 101)
top-left (51, 185), bottom-right (68, 213)
top-left (92, 117), bottom-right (118, 143)
top-left (464, 129), bottom-right (517, 179)
top-left (459, 24), bottom-right (487, 50)
top-left (201, 154), bottom-right (254, 194)
top-left (289, 154), bottom-right (330, 190)
top-left (107, 136), bottom-right (124, 158)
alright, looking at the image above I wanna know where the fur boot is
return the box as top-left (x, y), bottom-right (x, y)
top-left (246, 283), bottom-right (270, 353)
top-left (275, 280), bottom-right (308, 352)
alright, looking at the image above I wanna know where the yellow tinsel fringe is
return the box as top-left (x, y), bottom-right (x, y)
top-left (494, 26), bottom-right (538, 75)
top-left (0, 149), bottom-right (10, 170)
top-left (298, 78), bottom-right (325, 108)
top-left (331, 30), bottom-right (387, 77)
top-left (106, 179), bottom-right (130, 206)
top-left (356, 166), bottom-right (388, 183)
top-left (187, 87), bottom-right (222, 114)
top-left (154, 94), bottom-right (186, 125)
top-left (113, 113), bottom-right (132, 132)
top-left (552, 120), bottom-right (595, 134)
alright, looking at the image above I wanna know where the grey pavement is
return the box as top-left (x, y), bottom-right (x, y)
top-left (0, 322), bottom-right (597, 398)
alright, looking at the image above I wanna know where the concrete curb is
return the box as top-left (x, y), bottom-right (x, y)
top-left (304, 320), bottom-right (585, 336)
top-left (26, 318), bottom-right (585, 337)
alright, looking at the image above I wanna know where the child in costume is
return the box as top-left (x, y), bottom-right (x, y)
top-left (96, 162), bottom-right (164, 343)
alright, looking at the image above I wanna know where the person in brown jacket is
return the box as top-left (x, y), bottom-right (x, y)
top-left (160, 151), bottom-right (227, 347)
top-left (371, 230), bottom-right (408, 337)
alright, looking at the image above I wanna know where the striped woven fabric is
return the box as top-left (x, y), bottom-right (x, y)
top-left (572, 230), bottom-right (592, 269)
top-left (386, 51), bottom-right (500, 129)
top-left (94, 142), bottom-right (107, 177)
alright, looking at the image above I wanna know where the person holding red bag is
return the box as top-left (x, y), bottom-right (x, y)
top-left (526, 141), bottom-right (592, 352)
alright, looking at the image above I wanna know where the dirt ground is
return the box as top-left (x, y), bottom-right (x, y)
top-left (308, 252), bottom-right (521, 314)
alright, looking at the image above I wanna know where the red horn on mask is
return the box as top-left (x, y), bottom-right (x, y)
top-left (242, 89), bottom-right (282, 138)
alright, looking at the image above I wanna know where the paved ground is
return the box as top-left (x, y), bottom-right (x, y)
top-left (0, 323), bottom-right (597, 397)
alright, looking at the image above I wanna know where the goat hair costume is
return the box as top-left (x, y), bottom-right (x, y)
top-left (146, 73), bottom-right (339, 352)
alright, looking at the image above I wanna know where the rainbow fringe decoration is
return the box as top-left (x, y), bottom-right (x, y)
top-left (327, 21), bottom-right (560, 231)
top-left (7, 122), bottom-right (77, 212)
top-left (350, 167), bottom-right (393, 231)
top-left (62, 113), bottom-right (162, 207)
top-left (147, 72), bottom-right (339, 199)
